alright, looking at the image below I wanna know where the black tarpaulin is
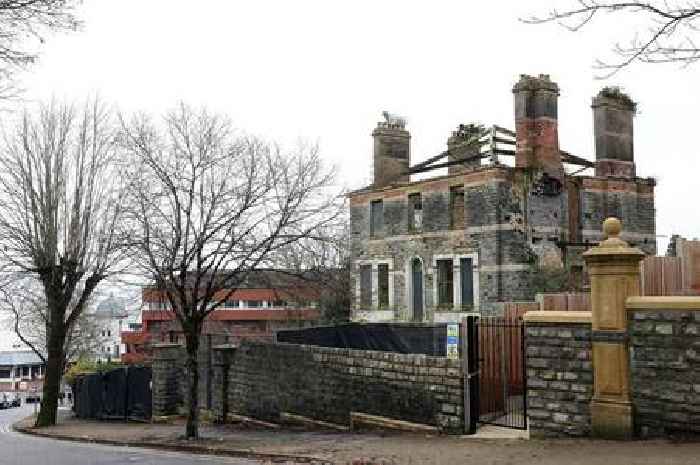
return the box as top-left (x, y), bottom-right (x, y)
top-left (276, 323), bottom-right (451, 356)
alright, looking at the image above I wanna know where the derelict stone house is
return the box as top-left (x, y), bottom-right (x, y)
top-left (348, 74), bottom-right (656, 322)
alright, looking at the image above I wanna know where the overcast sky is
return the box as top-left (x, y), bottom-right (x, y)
top-left (15, 0), bottom-right (700, 253)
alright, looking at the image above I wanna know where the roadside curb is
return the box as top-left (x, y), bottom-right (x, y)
top-left (12, 422), bottom-right (330, 464)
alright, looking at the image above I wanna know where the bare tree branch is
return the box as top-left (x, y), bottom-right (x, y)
top-left (524, 1), bottom-right (700, 77)
top-left (0, 0), bottom-right (81, 100)
top-left (0, 273), bottom-right (107, 364)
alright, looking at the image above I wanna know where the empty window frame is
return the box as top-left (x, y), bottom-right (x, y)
top-left (408, 193), bottom-right (422, 232)
top-left (437, 259), bottom-right (454, 307)
top-left (360, 264), bottom-right (372, 307)
top-left (450, 186), bottom-right (465, 229)
top-left (460, 257), bottom-right (474, 309)
top-left (370, 200), bottom-right (384, 237)
top-left (378, 264), bottom-right (389, 308)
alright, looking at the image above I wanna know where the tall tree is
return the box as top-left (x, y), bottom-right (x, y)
top-left (0, 0), bottom-right (81, 98)
top-left (0, 100), bottom-right (127, 426)
top-left (525, 1), bottom-right (700, 76)
top-left (121, 103), bottom-right (344, 439)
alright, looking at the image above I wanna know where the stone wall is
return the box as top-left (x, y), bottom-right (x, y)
top-left (524, 317), bottom-right (593, 437)
top-left (152, 341), bottom-right (228, 418)
top-left (226, 340), bottom-right (464, 433)
top-left (524, 299), bottom-right (700, 439)
top-left (628, 302), bottom-right (700, 437)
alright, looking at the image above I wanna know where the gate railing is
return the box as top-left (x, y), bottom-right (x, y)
top-left (462, 315), bottom-right (527, 433)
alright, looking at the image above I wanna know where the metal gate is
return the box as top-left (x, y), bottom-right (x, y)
top-left (463, 315), bottom-right (527, 432)
top-left (73, 366), bottom-right (152, 421)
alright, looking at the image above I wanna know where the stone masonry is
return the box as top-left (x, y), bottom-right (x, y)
top-left (525, 321), bottom-right (593, 437)
top-left (628, 302), bottom-right (700, 437)
top-left (226, 340), bottom-right (464, 433)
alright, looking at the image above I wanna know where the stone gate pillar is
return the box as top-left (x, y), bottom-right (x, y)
top-left (212, 344), bottom-right (237, 423)
top-left (583, 217), bottom-right (644, 439)
top-left (151, 343), bottom-right (185, 418)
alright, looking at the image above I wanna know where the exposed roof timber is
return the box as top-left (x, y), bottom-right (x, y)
top-left (560, 150), bottom-right (595, 168)
top-left (404, 124), bottom-right (593, 176)
top-left (491, 136), bottom-right (515, 145)
top-left (487, 148), bottom-right (594, 168)
top-left (406, 153), bottom-right (489, 175)
top-left (405, 135), bottom-right (487, 174)
top-left (491, 148), bottom-right (515, 156)
top-left (407, 149), bottom-right (450, 172)
top-left (492, 125), bottom-right (516, 137)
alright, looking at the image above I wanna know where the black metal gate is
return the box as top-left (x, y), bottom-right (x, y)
top-left (73, 366), bottom-right (152, 421)
top-left (463, 316), bottom-right (527, 432)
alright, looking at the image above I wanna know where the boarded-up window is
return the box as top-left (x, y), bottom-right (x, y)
top-left (450, 186), bottom-right (465, 229)
top-left (378, 264), bottom-right (389, 308)
top-left (460, 257), bottom-right (474, 308)
top-left (437, 259), bottom-right (454, 306)
top-left (360, 265), bottom-right (372, 307)
top-left (408, 193), bottom-right (422, 232)
top-left (370, 200), bottom-right (383, 237)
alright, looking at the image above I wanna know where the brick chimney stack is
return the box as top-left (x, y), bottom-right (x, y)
top-left (592, 87), bottom-right (636, 178)
top-left (372, 115), bottom-right (410, 187)
top-left (447, 124), bottom-right (482, 175)
top-left (513, 74), bottom-right (564, 181)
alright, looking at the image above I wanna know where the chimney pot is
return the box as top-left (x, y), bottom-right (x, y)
top-left (592, 87), bottom-right (636, 178)
top-left (372, 117), bottom-right (410, 187)
top-left (512, 74), bottom-right (563, 180)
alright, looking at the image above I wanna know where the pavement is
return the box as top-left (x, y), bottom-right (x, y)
top-left (6, 406), bottom-right (700, 465)
top-left (0, 404), bottom-right (265, 465)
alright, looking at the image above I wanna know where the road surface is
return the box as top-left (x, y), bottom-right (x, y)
top-left (0, 404), bottom-right (263, 465)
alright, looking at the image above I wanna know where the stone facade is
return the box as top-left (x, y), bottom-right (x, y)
top-left (349, 76), bottom-right (656, 324)
top-left (628, 304), bottom-right (700, 437)
top-left (525, 320), bottom-right (593, 437)
top-left (579, 178), bottom-right (656, 255)
top-left (225, 340), bottom-right (464, 433)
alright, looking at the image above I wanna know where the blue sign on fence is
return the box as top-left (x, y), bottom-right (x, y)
top-left (446, 324), bottom-right (459, 359)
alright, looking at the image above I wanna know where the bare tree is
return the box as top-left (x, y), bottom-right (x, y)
top-left (277, 222), bottom-right (351, 323)
top-left (0, 99), bottom-right (127, 426)
top-left (120, 103), bottom-right (344, 439)
top-left (0, 0), bottom-right (81, 99)
top-left (0, 275), bottom-right (104, 364)
top-left (524, 1), bottom-right (700, 77)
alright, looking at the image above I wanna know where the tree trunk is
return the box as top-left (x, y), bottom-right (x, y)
top-left (184, 328), bottom-right (200, 439)
top-left (35, 311), bottom-right (66, 427)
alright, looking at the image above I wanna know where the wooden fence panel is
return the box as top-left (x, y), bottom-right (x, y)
top-left (641, 256), bottom-right (683, 296)
top-left (536, 293), bottom-right (591, 311)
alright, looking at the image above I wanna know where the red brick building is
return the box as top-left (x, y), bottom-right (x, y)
top-left (121, 271), bottom-right (322, 364)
